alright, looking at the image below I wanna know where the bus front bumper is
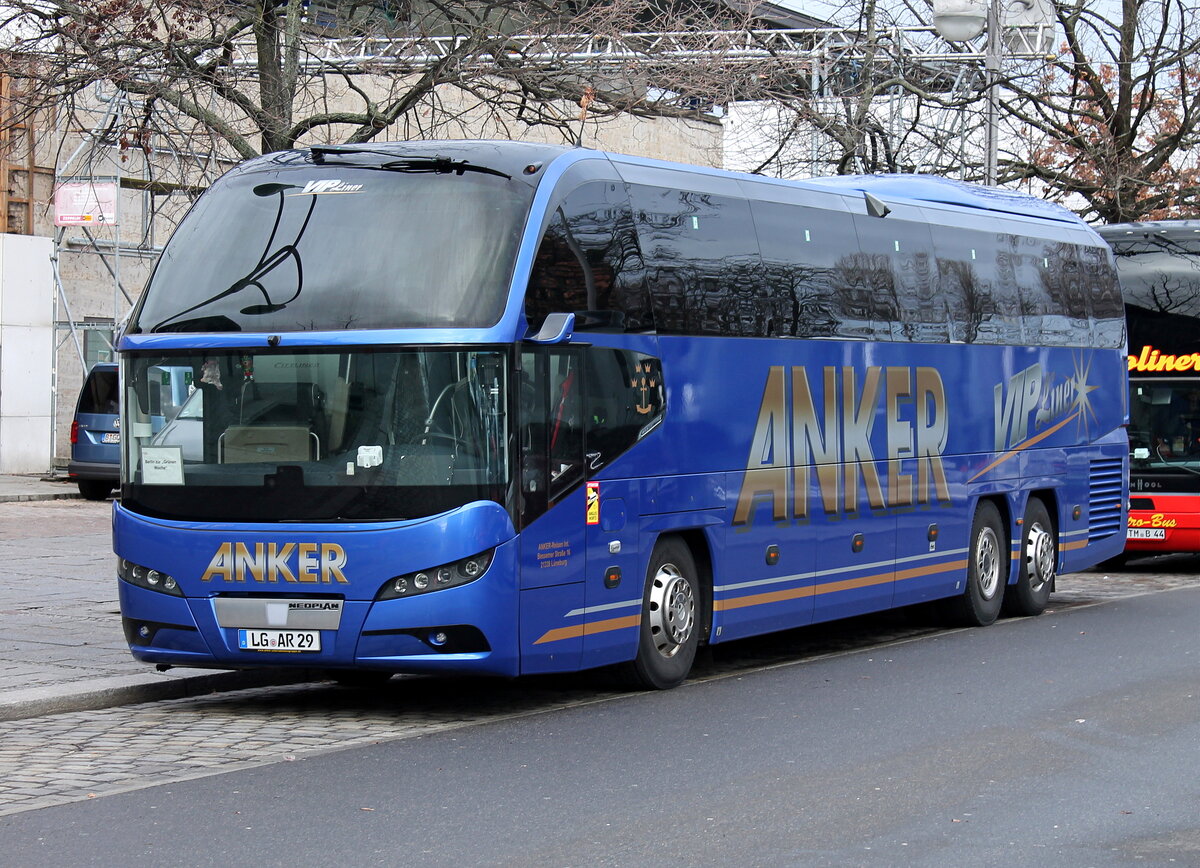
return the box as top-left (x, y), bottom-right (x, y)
top-left (117, 546), bottom-right (521, 678)
top-left (1124, 505), bottom-right (1200, 553)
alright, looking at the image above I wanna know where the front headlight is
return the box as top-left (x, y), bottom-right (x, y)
top-left (376, 549), bottom-right (494, 600)
top-left (118, 557), bottom-right (183, 596)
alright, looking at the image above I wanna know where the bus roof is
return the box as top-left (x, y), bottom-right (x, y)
top-left (1097, 220), bottom-right (1200, 241)
top-left (801, 174), bottom-right (1084, 225)
top-left (242, 141), bottom-right (1083, 231)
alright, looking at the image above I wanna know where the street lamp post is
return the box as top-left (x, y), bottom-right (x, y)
top-left (984, 0), bottom-right (1001, 185)
top-left (931, 0), bottom-right (1002, 185)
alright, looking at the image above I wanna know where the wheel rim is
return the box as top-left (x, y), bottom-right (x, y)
top-left (648, 563), bottom-right (695, 659)
top-left (1025, 520), bottom-right (1055, 594)
top-left (974, 526), bottom-right (1001, 600)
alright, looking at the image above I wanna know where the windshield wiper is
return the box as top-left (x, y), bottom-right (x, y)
top-left (309, 146), bottom-right (511, 179)
top-left (310, 145), bottom-right (404, 162)
top-left (379, 157), bottom-right (511, 179)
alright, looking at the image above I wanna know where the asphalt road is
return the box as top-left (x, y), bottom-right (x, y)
top-left (2, 583), bottom-right (1197, 867)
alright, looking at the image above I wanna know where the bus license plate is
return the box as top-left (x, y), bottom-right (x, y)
top-left (238, 629), bottom-right (320, 652)
top-left (102, 432), bottom-right (121, 443)
top-left (1127, 528), bottom-right (1166, 540)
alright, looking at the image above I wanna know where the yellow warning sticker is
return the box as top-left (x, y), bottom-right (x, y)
top-left (586, 481), bottom-right (600, 525)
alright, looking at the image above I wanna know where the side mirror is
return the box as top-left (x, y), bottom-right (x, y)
top-left (526, 312), bottom-right (575, 344)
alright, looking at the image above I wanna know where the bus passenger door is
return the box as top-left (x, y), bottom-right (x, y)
top-left (579, 346), bottom-right (665, 668)
top-left (518, 349), bottom-right (588, 674)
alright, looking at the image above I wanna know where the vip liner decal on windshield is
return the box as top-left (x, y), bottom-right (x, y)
top-left (200, 542), bottom-right (349, 584)
top-left (734, 366), bottom-right (951, 526)
top-left (289, 180), bottom-right (364, 196)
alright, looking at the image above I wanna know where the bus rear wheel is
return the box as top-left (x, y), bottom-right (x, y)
top-left (1004, 498), bottom-right (1056, 617)
top-left (947, 501), bottom-right (1007, 627)
top-left (622, 537), bottom-right (700, 690)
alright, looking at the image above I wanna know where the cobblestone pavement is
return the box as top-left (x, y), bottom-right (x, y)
top-left (1, 551), bottom-right (1197, 819)
top-left (0, 500), bottom-right (135, 694)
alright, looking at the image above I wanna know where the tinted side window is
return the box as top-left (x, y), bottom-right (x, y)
top-left (751, 199), bottom-right (853, 338)
top-left (627, 185), bottom-right (764, 336)
top-left (933, 228), bottom-right (1024, 345)
top-left (1007, 237), bottom-right (1047, 345)
top-left (1086, 245), bottom-right (1125, 348)
top-left (78, 370), bottom-right (119, 414)
top-left (849, 210), bottom-right (945, 342)
top-left (584, 348), bottom-right (664, 474)
top-left (1039, 242), bottom-right (1093, 346)
top-left (525, 182), bottom-right (649, 333)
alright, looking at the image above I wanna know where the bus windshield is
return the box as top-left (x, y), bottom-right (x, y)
top-left (1129, 379), bottom-right (1200, 470)
top-left (121, 348), bottom-right (511, 522)
top-left (129, 162), bottom-right (531, 334)
top-left (1112, 231), bottom-right (1200, 328)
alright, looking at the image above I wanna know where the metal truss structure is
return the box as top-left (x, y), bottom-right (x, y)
top-left (222, 23), bottom-right (1057, 177)
top-left (228, 25), bottom-right (1057, 78)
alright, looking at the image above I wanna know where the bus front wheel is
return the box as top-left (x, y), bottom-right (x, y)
top-left (1004, 498), bottom-right (1056, 617)
top-left (623, 537), bottom-right (700, 690)
top-left (947, 501), bottom-right (1007, 627)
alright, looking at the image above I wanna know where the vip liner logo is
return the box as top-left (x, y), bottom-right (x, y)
top-left (292, 179), bottom-right (364, 195)
top-left (992, 359), bottom-right (1098, 453)
top-left (734, 366), bottom-right (951, 526)
top-left (200, 542), bottom-right (349, 584)
top-left (972, 357), bottom-right (1098, 482)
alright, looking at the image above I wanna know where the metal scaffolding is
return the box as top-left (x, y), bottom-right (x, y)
top-left (227, 25), bottom-right (1056, 74)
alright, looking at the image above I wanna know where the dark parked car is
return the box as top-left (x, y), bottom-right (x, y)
top-left (68, 363), bottom-right (119, 500)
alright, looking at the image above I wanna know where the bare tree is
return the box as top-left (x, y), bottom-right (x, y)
top-left (0, 0), bottom-right (756, 165)
top-left (1000, 0), bottom-right (1200, 222)
top-left (726, 0), bottom-right (995, 179)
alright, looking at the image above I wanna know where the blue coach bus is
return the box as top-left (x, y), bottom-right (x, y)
top-left (115, 141), bottom-right (1128, 689)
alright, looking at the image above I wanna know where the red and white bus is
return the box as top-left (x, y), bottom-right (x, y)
top-left (1100, 221), bottom-right (1200, 558)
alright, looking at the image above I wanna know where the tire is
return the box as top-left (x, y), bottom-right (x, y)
top-left (78, 479), bottom-right (114, 501)
top-left (1004, 498), bottom-right (1056, 617)
top-left (946, 500), bottom-right (1007, 627)
top-left (622, 536), bottom-right (701, 690)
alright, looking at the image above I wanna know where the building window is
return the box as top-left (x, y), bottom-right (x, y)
top-left (83, 318), bottom-right (114, 367)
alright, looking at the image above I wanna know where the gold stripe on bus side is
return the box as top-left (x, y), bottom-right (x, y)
top-left (714, 584), bottom-right (817, 612)
top-left (715, 559), bottom-right (970, 612)
top-left (534, 559), bottom-right (972, 645)
top-left (533, 613), bottom-right (641, 645)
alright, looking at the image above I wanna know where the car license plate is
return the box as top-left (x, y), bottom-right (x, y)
top-left (238, 629), bottom-right (320, 652)
top-left (1127, 527), bottom-right (1166, 540)
top-left (102, 432), bottom-right (121, 443)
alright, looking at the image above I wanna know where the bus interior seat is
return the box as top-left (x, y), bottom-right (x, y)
top-left (227, 381), bottom-right (327, 461)
top-left (220, 425), bottom-right (317, 463)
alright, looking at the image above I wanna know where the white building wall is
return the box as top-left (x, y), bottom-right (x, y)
top-left (0, 233), bottom-right (54, 473)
